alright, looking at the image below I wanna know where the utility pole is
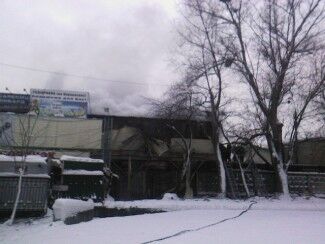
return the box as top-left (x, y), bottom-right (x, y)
top-left (101, 107), bottom-right (112, 168)
top-left (102, 115), bottom-right (111, 167)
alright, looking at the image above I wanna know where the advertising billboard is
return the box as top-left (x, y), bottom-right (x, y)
top-left (30, 89), bottom-right (89, 118)
top-left (0, 93), bottom-right (30, 113)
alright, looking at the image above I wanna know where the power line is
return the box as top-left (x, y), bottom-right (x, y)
top-left (0, 62), bottom-right (172, 87)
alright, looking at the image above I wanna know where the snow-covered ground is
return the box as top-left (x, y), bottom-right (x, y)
top-left (1, 197), bottom-right (325, 244)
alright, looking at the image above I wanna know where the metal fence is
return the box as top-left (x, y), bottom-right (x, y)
top-left (197, 169), bottom-right (325, 197)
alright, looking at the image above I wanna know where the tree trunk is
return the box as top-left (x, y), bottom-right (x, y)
top-left (183, 148), bottom-right (193, 198)
top-left (275, 163), bottom-right (289, 197)
top-left (216, 140), bottom-right (226, 197)
top-left (184, 162), bottom-right (193, 198)
top-left (267, 123), bottom-right (290, 197)
top-left (235, 154), bottom-right (250, 198)
top-left (208, 92), bottom-right (226, 197)
top-left (8, 168), bottom-right (23, 225)
top-left (210, 117), bottom-right (226, 197)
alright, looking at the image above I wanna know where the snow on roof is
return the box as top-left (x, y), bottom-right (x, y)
top-left (60, 155), bottom-right (104, 163)
top-left (62, 170), bottom-right (104, 176)
top-left (0, 172), bottom-right (50, 178)
top-left (0, 155), bottom-right (47, 164)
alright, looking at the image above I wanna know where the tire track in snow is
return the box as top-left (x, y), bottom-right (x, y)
top-left (141, 201), bottom-right (257, 244)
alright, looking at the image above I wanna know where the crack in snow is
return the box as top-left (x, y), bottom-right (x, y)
top-left (141, 201), bottom-right (257, 244)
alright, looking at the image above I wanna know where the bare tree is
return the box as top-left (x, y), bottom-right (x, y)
top-left (199, 0), bottom-right (325, 196)
top-left (314, 88), bottom-right (325, 134)
top-left (175, 0), bottom-right (238, 197)
top-left (1, 110), bottom-right (40, 225)
top-left (308, 58), bottom-right (325, 136)
top-left (149, 82), bottom-right (202, 198)
top-left (315, 88), bottom-right (325, 120)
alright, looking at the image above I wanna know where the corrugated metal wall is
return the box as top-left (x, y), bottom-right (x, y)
top-left (0, 114), bottom-right (102, 150)
top-left (0, 176), bottom-right (49, 212)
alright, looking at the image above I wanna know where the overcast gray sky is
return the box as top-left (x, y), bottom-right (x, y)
top-left (0, 0), bottom-right (180, 115)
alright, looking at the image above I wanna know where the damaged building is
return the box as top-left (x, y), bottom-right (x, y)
top-left (1, 112), bottom-right (325, 201)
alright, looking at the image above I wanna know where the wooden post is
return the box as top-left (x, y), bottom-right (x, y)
top-left (101, 116), bottom-right (111, 166)
top-left (143, 165), bottom-right (147, 198)
top-left (127, 156), bottom-right (132, 199)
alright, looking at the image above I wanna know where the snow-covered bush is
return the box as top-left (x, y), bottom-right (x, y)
top-left (105, 194), bottom-right (115, 202)
top-left (162, 193), bottom-right (180, 201)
